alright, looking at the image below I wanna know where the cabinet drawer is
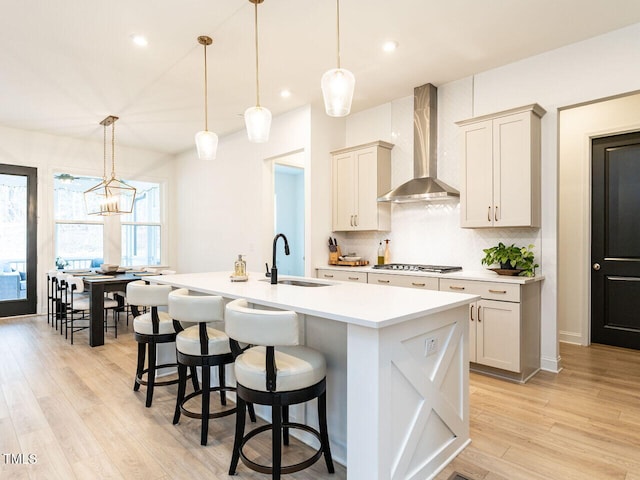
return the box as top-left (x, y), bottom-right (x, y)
top-left (316, 269), bottom-right (367, 283)
top-left (368, 273), bottom-right (438, 290)
top-left (439, 278), bottom-right (520, 302)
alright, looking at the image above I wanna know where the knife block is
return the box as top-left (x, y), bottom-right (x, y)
top-left (328, 246), bottom-right (341, 265)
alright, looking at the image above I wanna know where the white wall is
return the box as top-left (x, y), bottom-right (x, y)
top-left (335, 22), bottom-right (640, 373)
top-left (173, 104), bottom-right (344, 277)
top-left (0, 124), bottom-right (176, 313)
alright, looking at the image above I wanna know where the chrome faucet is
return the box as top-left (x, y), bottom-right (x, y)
top-left (266, 233), bottom-right (290, 284)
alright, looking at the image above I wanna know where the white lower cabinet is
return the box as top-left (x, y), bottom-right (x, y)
top-left (367, 272), bottom-right (438, 290)
top-left (316, 269), bottom-right (367, 283)
top-left (440, 278), bottom-right (540, 383)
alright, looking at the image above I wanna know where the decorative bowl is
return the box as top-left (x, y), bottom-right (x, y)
top-left (100, 263), bottom-right (119, 273)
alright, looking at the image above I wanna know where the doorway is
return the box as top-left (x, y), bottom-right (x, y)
top-left (263, 151), bottom-right (306, 277)
top-left (274, 163), bottom-right (304, 276)
top-left (591, 131), bottom-right (640, 349)
top-left (0, 164), bottom-right (37, 317)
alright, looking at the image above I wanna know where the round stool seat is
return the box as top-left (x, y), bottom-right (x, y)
top-left (176, 325), bottom-right (231, 356)
top-left (133, 311), bottom-right (174, 335)
top-left (235, 346), bottom-right (326, 392)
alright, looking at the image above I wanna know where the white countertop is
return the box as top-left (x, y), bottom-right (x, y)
top-left (148, 271), bottom-right (478, 329)
top-left (317, 265), bottom-right (544, 284)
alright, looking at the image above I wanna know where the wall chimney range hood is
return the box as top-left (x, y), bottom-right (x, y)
top-left (377, 83), bottom-right (459, 203)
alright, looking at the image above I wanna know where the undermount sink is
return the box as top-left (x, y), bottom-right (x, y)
top-left (259, 278), bottom-right (331, 287)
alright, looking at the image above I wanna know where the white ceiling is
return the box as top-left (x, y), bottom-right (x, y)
top-left (2, 0), bottom-right (640, 156)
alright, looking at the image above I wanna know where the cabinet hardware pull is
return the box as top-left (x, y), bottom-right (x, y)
top-left (348, 276), bottom-right (359, 280)
top-left (350, 215), bottom-right (354, 227)
top-left (487, 206), bottom-right (491, 222)
top-left (489, 289), bottom-right (507, 294)
top-left (449, 285), bottom-right (465, 290)
top-left (477, 306), bottom-right (482, 322)
top-left (378, 279), bottom-right (390, 283)
top-left (411, 282), bottom-right (426, 287)
top-left (323, 274), bottom-right (334, 278)
top-left (470, 304), bottom-right (475, 321)
top-left (494, 205), bottom-right (499, 222)
top-left (354, 214), bottom-right (358, 226)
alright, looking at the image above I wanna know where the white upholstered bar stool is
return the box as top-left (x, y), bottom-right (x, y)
top-left (64, 275), bottom-right (118, 344)
top-left (225, 299), bottom-right (334, 479)
top-left (168, 289), bottom-right (256, 445)
top-left (127, 280), bottom-right (190, 407)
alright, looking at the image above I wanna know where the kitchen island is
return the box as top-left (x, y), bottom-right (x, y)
top-left (148, 271), bottom-right (478, 480)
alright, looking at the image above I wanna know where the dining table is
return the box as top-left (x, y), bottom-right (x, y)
top-left (81, 272), bottom-right (151, 346)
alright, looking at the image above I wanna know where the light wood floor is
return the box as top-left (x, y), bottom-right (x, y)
top-left (1, 315), bottom-right (640, 480)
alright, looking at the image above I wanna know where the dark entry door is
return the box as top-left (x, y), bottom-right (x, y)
top-left (0, 164), bottom-right (37, 317)
top-left (591, 131), bottom-right (640, 349)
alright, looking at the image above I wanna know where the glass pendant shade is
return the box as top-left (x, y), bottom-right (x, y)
top-left (195, 130), bottom-right (219, 160)
top-left (244, 105), bottom-right (272, 143)
top-left (321, 67), bottom-right (355, 117)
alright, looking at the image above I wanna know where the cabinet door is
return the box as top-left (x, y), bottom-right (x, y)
top-left (332, 152), bottom-right (356, 231)
top-left (354, 147), bottom-right (379, 230)
top-left (493, 112), bottom-right (534, 226)
top-left (476, 299), bottom-right (520, 372)
top-left (460, 120), bottom-right (493, 227)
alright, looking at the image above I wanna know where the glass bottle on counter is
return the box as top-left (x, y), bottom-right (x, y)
top-left (234, 254), bottom-right (246, 277)
top-left (384, 239), bottom-right (391, 264)
top-left (377, 242), bottom-right (385, 265)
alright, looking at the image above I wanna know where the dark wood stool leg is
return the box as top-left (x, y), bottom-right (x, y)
top-left (218, 364), bottom-right (227, 405)
top-left (201, 365), bottom-right (211, 446)
top-left (173, 364), bottom-right (187, 424)
top-left (134, 342), bottom-right (146, 391)
top-left (282, 405), bottom-right (289, 446)
top-left (190, 366), bottom-right (200, 392)
top-left (272, 404), bottom-right (282, 480)
top-left (229, 396), bottom-right (246, 475)
top-left (318, 390), bottom-right (335, 473)
top-left (146, 342), bottom-right (156, 407)
top-left (247, 402), bottom-right (257, 423)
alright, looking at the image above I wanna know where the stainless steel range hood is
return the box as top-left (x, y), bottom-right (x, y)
top-left (377, 83), bottom-right (459, 203)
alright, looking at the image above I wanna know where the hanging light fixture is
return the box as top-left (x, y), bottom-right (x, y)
top-left (321, 0), bottom-right (355, 117)
top-left (244, 0), bottom-right (271, 143)
top-left (84, 116), bottom-right (136, 215)
top-left (195, 35), bottom-right (219, 160)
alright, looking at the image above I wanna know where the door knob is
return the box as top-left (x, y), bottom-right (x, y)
top-left (592, 263), bottom-right (601, 271)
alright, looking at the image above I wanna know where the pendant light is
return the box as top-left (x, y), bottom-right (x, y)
top-left (195, 35), bottom-right (219, 160)
top-left (245, 0), bottom-right (271, 143)
top-left (84, 116), bottom-right (136, 215)
top-left (321, 0), bottom-right (355, 117)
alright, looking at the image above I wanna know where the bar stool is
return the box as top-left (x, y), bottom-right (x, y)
top-left (127, 280), bottom-right (190, 407)
top-left (169, 289), bottom-right (256, 446)
top-left (64, 275), bottom-right (118, 344)
top-left (225, 299), bottom-right (334, 479)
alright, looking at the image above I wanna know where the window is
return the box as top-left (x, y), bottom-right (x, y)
top-left (120, 180), bottom-right (161, 267)
top-left (53, 175), bottom-right (163, 269)
top-left (53, 175), bottom-right (104, 269)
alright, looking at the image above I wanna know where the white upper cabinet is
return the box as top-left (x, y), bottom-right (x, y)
top-left (456, 104), bottom-right (545, 228)
top-left (331, 141), bottom-right (393, 232)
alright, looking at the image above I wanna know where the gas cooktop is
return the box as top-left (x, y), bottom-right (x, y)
top-left (372, 263), bottom-right (462, 273)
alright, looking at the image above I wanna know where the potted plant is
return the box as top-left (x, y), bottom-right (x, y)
top-left (481, 242), bottom-right (539, 277)
top-left (55, 256), bottom-right (68, 270)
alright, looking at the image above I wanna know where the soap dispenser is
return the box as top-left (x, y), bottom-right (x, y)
top-left (384, 239), bottom-right (391, 264)
top-left (234, 254), bottom-right (246, 277)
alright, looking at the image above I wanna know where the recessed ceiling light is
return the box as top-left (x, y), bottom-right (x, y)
top-left (280, 89), bottom-right (292, 98)
top-left (131, 34), bottom-right (148, 47)
top-left (382, 40), bottom-right (398, 52)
